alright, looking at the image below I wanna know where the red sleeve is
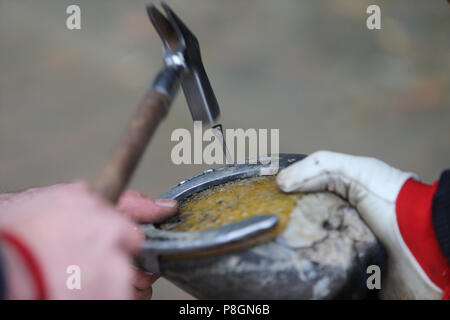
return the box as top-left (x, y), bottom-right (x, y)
top-left (396, 178), bottom-right (450, 299)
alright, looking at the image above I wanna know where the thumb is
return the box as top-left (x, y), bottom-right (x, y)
top-left (276, 151), bottom-right (359, 201)
top-left (276, 151), bottom-right (414, 206)
top-left (117, 190), bottom-right (178, 223)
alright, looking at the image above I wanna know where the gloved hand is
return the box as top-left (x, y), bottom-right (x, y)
top-left (276, 151), bottom-right (449, 300)
top-left (0, 183), bottom-right (177, 300)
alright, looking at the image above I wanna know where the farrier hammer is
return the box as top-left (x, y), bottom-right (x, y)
top-left (92, 2), bottom-right (220, 203)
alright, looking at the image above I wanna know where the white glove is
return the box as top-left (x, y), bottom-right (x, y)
top-left (276, 151), bottom-right (442, 299)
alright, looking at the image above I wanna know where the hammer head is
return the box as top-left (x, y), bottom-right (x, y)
top-left (147, 2), bottom-right (220, 126)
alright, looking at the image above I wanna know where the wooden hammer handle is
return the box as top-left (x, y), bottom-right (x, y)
top-left (92, 90), bottom-right (170, 204)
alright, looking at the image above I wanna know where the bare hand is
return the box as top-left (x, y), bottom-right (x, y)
top-left (0, 183), bottom-right (144, 299)
top-left (117, 190), bottom-right (178, 299)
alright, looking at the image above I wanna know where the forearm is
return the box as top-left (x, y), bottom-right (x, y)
top-left (392, 170), bottom-right (450, 299)
top-left (0, 230), bottom-right (48, 300)
top-left (0, 241), bottom-right (34, 299)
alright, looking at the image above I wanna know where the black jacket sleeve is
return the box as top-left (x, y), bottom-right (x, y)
top-left (432, 169), bottom-right (450, 262)
top-left (0, 244), bottom-right (6, 299)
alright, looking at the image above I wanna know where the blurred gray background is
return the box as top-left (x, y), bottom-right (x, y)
top-left (0, 0), bottom-right (449, 299)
